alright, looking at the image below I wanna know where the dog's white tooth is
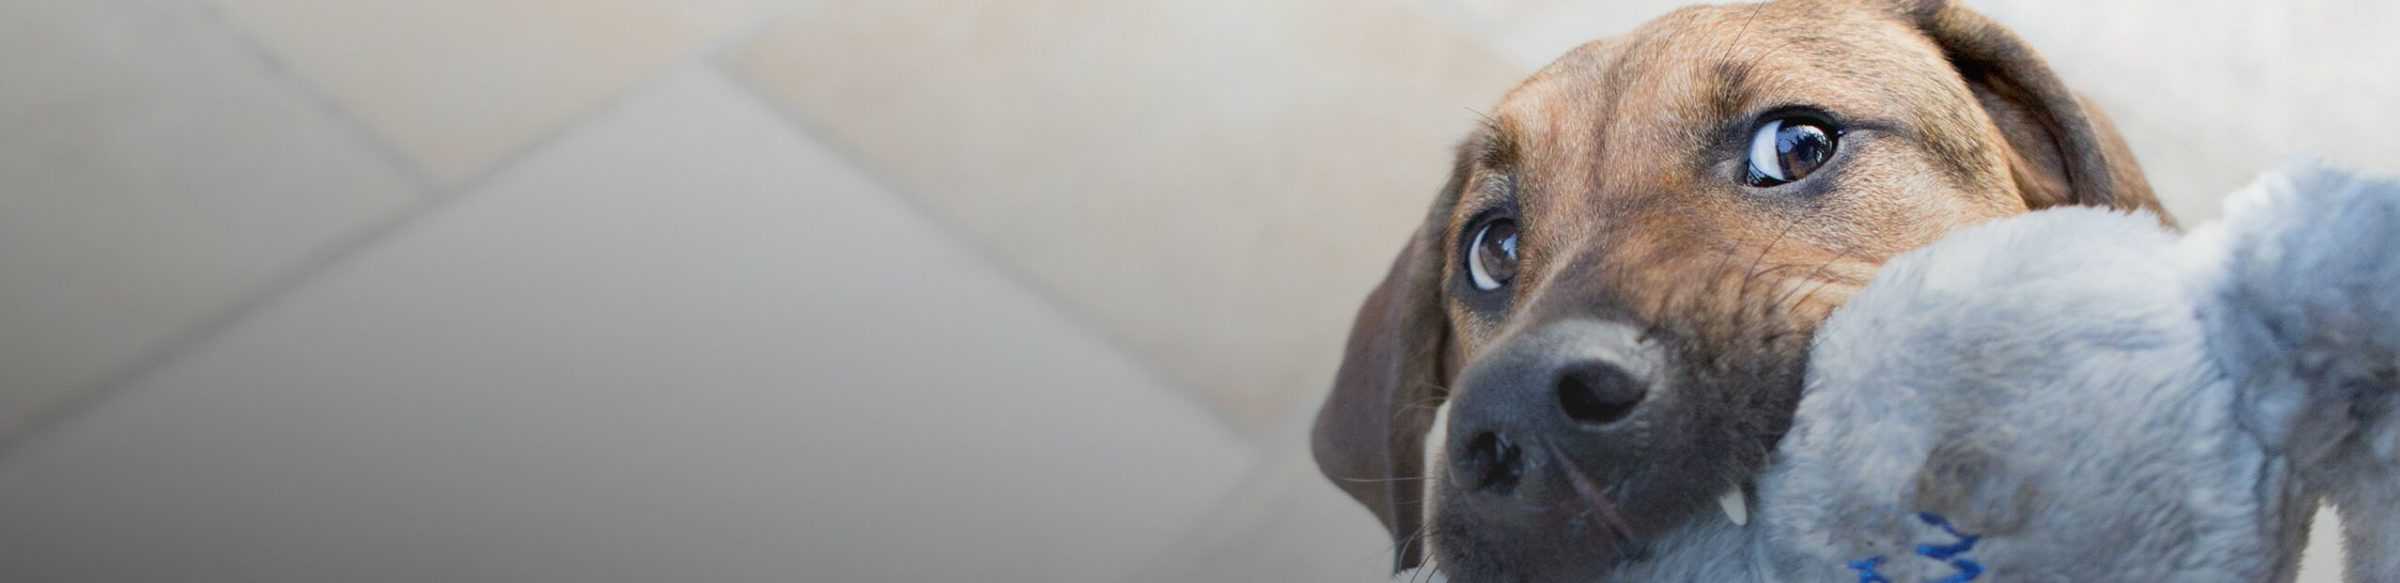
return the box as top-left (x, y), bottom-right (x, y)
top-left (1719, 486), bottom-right (1749, 527)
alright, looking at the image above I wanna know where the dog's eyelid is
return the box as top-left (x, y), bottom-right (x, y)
top-left (1735, 104), bottom-right (1846, 134)
top-left (1454, 174), bottom-right (1519, 233)
top-left (1457, 206), bottom-right (1511, 240)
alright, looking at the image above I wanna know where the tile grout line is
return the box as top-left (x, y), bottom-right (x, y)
top-left (702, 50), bottom-right (1267, 451)
top-left (696, 18), bottom-right (1291, 574)
top-left (4, 0), bottom-right (451, 459)
top-left (0, 0), bottom-right (723, 460)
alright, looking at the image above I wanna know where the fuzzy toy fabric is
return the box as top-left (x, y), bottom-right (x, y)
top-left (1406, 164), bottom-right (2400, 582)
top-left (1754, 161), bottom-right (2400, 583)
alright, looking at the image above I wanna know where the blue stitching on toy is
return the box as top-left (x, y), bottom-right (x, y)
top-left (1914, 513), bottom-right (1983, 582)
top-left (1846, 513), bottom-right (1983, 582)
top-left (1913, 513), bottom-right (1981, 560)
top-left (1847, 556), bottom-right (1892, 583)
top-left (1931, 559), bottom-right (1984, 583)
top-left (1916, 513), bottom-right (1975, 542)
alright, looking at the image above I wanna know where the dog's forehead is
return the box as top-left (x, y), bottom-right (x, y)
top-left (1483, 1), bottom-right (1973, 214)
top-left (1444, 1), bottom-right (1967, 329)
top-left (1507, 5), bottom-right (1950, 127)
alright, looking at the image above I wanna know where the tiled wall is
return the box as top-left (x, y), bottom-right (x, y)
top-left (0, 1), bottom-right (2381, 581)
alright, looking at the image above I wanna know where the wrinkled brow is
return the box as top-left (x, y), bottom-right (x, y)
top-left (1469, 115), bottom-right (1521, 172)
top-left (1707, 60), bottom-right (1759, 123)
top-left (1447, 118), bottom-right (1524, 239)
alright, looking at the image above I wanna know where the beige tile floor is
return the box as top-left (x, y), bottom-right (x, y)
top-left (0, 0), bottom-right (2384, 581)
top-left (0, 0), bottom-right (420, 440)
top-left (732, 0), bottom-right (1525, 437)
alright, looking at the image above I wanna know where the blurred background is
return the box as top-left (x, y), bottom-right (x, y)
top-left (1, 0), bottom-right (2392, 581)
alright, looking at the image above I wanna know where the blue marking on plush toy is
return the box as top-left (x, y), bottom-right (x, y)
top-left (1849, 513), bottom-right (1983, 582)
top-left (1914, 513), bottom-right (1983, 582)
top-left (1847, 556), bottom-right (1892, 583)
top-left (1914, 512), bottom-right (1981, 559)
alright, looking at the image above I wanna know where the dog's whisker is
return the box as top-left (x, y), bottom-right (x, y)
top-left (1776, 259), bottom-right (1862, 319)
top-left (1394, 395), bottom-right (1447, 414)
top-left (1702, 231), bottom-right (1751, 300)
top-left (1741, 35), bottom-right (1811, 72)
top-left (1741, 261), bottom-right (1831, 294)
top-left (1401, 523), bottom-right (1430, 563)
top-left (1738, 211), bottom-right (1808, 297)
top-left (1398, 522), bottom-right (1435, 576)
top-left (1357, 519), bottom-right (1436, 574)
top-left (1716, 2), bottom-right (1770, 64)
top-left (1538, 436), bottom-right (1637, 544)
top-left (1468, 108), bottom-right (1501, 134)
top-left (1334, 475), bottom-right (1431, 485)
top-left (1769, 248), bottom-right (1863, 318)
top-left (1385, 380), bottom-right (1451, 422)
top-left (1785, 279), bottom-right (1842, 315)
top-left (1411, 379), bottom-right (1453, 399)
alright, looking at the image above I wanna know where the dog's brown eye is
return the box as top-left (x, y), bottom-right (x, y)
top-left (1745, 117), bottom-right (1837, 187)
top-left (1467, 219), bottom-right (1519, 291)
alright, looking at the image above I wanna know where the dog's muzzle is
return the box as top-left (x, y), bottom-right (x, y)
top-left (1445, 319), bottom-right (1660, 500)
top-left (1431, 318), bottom-right (1754, 579)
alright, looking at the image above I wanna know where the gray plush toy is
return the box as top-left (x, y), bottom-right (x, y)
top-left (1553, 163), bottom-right (2400, 582)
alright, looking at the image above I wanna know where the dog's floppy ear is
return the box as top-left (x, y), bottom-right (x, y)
top-left (1311, 148), bottom-right (1467, 573)
top-left (1899, 0), bottom-right (2167, 221)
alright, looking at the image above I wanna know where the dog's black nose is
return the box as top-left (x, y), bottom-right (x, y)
top-left (1445, 319), bottom-right (1661, 499)
top-left (1457, 430), bottom-right (1526, 493)
top-left (1556, 360), bottom-right (1645, 426)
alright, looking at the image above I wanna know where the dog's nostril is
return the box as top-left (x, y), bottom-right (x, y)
top-left (1557, 362), bottom-right (1645, 426)
top-left (1459, 431), bottom-right (1525, 494)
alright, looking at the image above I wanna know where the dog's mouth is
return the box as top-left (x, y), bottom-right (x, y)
top-left (1424, 320), bottom-right (1809, 582)
top-left (1426, 437), bottom-right (1774, 582)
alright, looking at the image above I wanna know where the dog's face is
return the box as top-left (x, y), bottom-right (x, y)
top-left (1312, 1), bottom-right (2166, 580)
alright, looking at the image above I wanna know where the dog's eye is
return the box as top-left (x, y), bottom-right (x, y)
top-left (1744, 117), bottom-right (1837, 187)
top-left (1467, 219), bottom-right (1519, 291)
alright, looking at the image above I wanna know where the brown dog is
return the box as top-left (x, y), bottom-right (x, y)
top-left (1311, 0), bottom-right (2169, 580)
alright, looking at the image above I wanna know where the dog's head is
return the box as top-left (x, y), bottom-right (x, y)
top-left (1311, 0), bottom-right (2165, 579)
